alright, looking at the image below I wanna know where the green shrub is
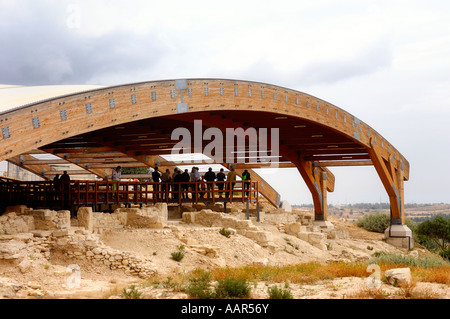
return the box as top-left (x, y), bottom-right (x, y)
top-left (215, 278), bottom-right (251, 299)
top-left (267, 285), bottom-right (293, 299)
top-left (219, 228), bottom-right (231, 238)
top-left (415, 233), bottom-right (442, 252)
top-left (185, 270), bottom-right (215, 299)
top-left (121, 285), bottom-right (142, 299)
top-left (439, 247), bottom-right (450, 261)
top-left (356, 213), bottom-right (391, 233)
top-left (171, 244), bottom-right (185, 262)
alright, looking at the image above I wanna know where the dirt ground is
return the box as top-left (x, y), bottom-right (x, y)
top-left (0, 210), bottom-right (448, 299)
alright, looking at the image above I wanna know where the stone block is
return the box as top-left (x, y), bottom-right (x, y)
top-left (285, 222), bottom-right (303, 236)
top-left (385, 268), bottom-right (411, 286)
top-left (5, 205), bottom-right (28, 215)
top-left (18, 258), bottom-right (32, 273)
top-left (279, 200), bottom-right (292, 212)
top-left (298, 232), bottom-right (311, 242)
top-left (154, 202), bottom-right (168, 221)
top-left (77, 207), bottom-right (94, 232)
top-left (308, 232), bottom-right (326, 245)
top-left (30, 210), bottom-right (55, 230)
top-left (56, 211), bottom-right (71, 229)
top-left (31, 230), bottom-right (52, 237)
top-left (52, 230), bottom-right (69, 237)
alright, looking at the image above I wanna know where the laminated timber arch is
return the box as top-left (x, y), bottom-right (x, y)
top-left (0, 79), bottom-right (410, 243)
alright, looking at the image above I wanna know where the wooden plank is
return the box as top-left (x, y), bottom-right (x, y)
top-left (318, 160), bottom-right (372, 167)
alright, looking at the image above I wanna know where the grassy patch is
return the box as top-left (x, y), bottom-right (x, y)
top-left (121, 285), bottom-right (142, 299)
top-left (368, 251), bottom-right (450, 268)
top-left (215, 278), bottom-right (251, 299)
top-left (210, 262), bottom-right (368, 285)
top-left (171, 244), bottom-right (185, 262)
top-left (267, 285), bottom-right (293, 299)
top-left (185, 269), bottom-right (251, 299)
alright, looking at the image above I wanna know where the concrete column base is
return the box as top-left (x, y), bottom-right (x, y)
top-left (384, 224), bottom-right (414, 249)
top-left (313, 220), bottom-right (335, 230)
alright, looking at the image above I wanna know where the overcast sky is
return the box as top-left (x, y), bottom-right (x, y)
top-left (1, 0), bottom-right (449, 205)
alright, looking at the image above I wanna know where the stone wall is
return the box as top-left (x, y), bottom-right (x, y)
top-left (0, 227), bottom-right (157, 280)
top-left (0, 208), bottom-right (70, 234)
top-left (0, 213), bottom-right (34, 234)
top-left (29, 210), bottom-right (71, 230)
top-left (77, 204), bottom-right (167, 233)
top-left (284, 219), bottom-right (348, 250)
top-left (1, 204), bottom-right (165, 281)
top-left (182, 209), bottom-right (273, 246)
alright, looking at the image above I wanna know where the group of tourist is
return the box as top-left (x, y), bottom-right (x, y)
top-left (112, 165), bottom-right (251, 200)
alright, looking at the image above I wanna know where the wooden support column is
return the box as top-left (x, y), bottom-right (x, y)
top-left (293, 153), bottom-right (334, 221)
top-left (368, 139), bottom-right (404, 224)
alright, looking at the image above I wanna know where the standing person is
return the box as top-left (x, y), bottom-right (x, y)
top-left (190, 167), bottom-right (201, 198)
top-left (194, 167), bottom-right (201, 182)
top-left (59, 171), bottom-right (71, 208)
top-left (242, 169), bottom-right (251, 197)
top-left (181, 169), bottom-right (190, 199)
top-left (226, 167), bottom-right (237, 198)
top-left (199, 175), bottom-right (206, 199)
top-left (112, 166), bottom-right (122, 181)
top-left (216, 168), bottom-right (226, 198)
top-left (161, 169), bottom-right (171, 200)
top-left (172, 168), bottom-right (180, 200)
top-left (204, 167), bottom-right (216, 199)
top-left (189, 167), bottom-right (195, 198)
top-left (53, 174), bottom-right (61, 202)
top-left (60, 170), bottom-right (71, 183)
top-left (172, 168), bottom-right (179, 183)
top-left (152, 167), bottom-right (161, 200)
top-left (112, 166), bottom-right (121, 191)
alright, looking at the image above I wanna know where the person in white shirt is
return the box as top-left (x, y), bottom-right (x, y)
top-left (112, 166), bottom-right (121, 191)
top-left (112, 166), bottom-right (122, 181)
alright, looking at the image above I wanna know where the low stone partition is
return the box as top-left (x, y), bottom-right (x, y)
top-left (1, 208), bottom-right (70, 234)
top-left (77, 204), bottom-right (167, 233)
top-left (0, 213), bottom-right (34, 234)
top-left (182, 209), bottom-right (273, 246)
top-left (284, 220), bottom-right (349, 250)
top-left (0, 205), bottom-right (162, 281)
top-left (29, 210), bottom-right (71, 230)
top-left (52, 228), bottom-right (157, 279)
top-left (0, 227), bottom-right (157, 280)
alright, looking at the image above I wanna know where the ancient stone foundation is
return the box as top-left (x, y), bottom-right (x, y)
top-left (182, 209), bottom-right (273, 247)
top-left (276, 211), bottom-right (348, 250)
top-left (0, 204), bottom-right (167, 280)
top-left (77, 204), bottom-right (168, 233)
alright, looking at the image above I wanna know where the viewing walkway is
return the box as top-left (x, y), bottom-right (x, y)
top-left (0, 177), bottom-right (259, 212)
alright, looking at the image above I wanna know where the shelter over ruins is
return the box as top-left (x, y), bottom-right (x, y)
top-left (0, 79), bottom-right (412, 247)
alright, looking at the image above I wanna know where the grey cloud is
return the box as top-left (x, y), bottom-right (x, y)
top-left (0, 2), bottom-right (166, 85)
top-left (294, 38), bottom-right (394, 85)
top-left (233, 36), bottom-right (394, 89)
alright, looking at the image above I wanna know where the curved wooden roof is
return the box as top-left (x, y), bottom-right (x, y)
top-left (0, 79), bottom-right (409, 211)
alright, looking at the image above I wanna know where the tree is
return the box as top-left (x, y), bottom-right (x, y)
top-left (415, 216), bottom-right (450, 250)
